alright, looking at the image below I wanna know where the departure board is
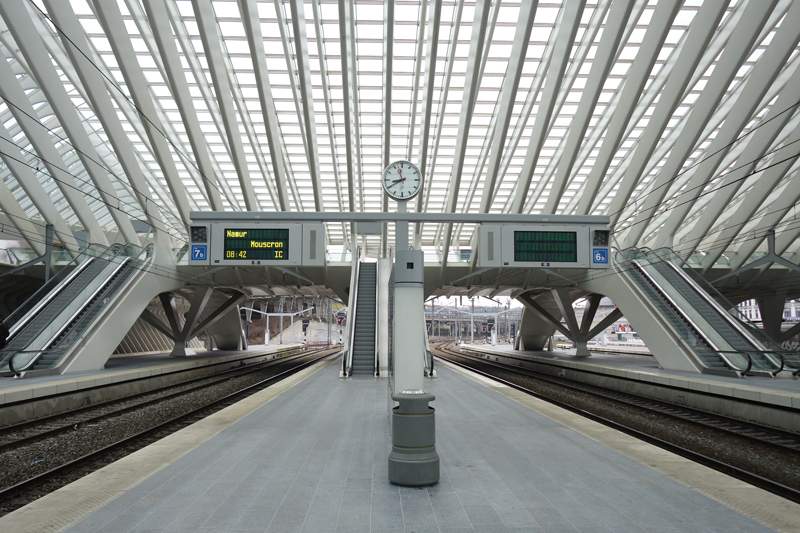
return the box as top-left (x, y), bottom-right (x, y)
top-left (223, 228), bottom-right (289, 260)
top-left (514, 231), bottom-right (577, 263)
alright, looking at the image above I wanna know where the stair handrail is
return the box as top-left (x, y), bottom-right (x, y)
top-left (4, 243), bottom-right (114, 334)
top-left (374, 258), bottom-right (380, 377)
top-left (8, 243), bottom-right (152, 374)
top-left (644, 248), bottom-right (788, 369)
top-left (614, 248), bottom-right (750, 374)
top-left (342, 245), bottom-right (361, 376)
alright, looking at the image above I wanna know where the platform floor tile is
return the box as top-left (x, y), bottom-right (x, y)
top-left (63, 362), bottom-right (774, 533)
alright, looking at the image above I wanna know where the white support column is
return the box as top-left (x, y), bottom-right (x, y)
top-left (572, 0), bottom-right (670, 214)
top-left (0, 120), bottom-right (80, 254)
top-left (238, 0), bottom-right (290, 211)
top-left (656, 1), bottom-right (798, 252)
top-left (381, 0), bottom-right (395, 257)
top-left (478, 1), bottom-right (537, 214)
top-left (439, 0), bottom-right (491, 283)
top-left (289, 0), bottom-right (324, 212)
top-left (191, 0), bottom-right (259, 212)
top-left (0, 179), bottom-right (46, 255)
top-left (0, 50), bottom-right (107, 245)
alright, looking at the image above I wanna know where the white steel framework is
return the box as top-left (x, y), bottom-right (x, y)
top-left (0, 0), bottom-right (798, 276)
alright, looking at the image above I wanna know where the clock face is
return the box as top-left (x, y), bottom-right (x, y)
top-left (382, 160), bottom-right (422, 201)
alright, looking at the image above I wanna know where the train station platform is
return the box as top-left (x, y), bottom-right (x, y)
top-left (2, 356), bottom-right (797, 532)
top-left (459, 344), bottom-right (800, 410)
top-left (0, 344), bottom-right (306, 414)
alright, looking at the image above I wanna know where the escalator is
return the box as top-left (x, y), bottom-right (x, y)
top-left (618, 248), bottom-right (788, 376)
top-left (350, 262), bottom-right (377, 375)
top-left (1, 243), bottom-right (149, 374)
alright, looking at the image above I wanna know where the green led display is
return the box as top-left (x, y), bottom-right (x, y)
top-left (223, 228), bottom-right (289, 260)
top-left (514, 231), bottom-right (577, 262)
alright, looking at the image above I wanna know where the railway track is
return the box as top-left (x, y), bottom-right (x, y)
top-left (433, 342), bottom-right (800, 504)
top-left (0, 347), bottom-right (339, 516)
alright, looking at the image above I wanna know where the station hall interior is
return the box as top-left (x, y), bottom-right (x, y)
top-left (2, 0), bottom-right (800, 532)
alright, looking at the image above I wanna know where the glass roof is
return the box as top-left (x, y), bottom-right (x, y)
top-left (0, 0), bottom-right (798, 271)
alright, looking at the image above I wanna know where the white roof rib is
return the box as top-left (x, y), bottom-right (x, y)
top-left (0, 0), bottom-right (796, 272)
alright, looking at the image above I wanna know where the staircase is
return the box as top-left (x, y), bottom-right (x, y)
top-left (351, 262), bottom-right (377, 375)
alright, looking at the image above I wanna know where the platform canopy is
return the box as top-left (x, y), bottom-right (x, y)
top-left (0, 0), bottom-right (799, 275)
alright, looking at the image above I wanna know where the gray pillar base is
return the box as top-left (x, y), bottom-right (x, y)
top-left (574, 341), bottom-right (590, 357)
top-left (388, 391), bottom-right (439, 487)
top-left (388, 447), bottom-right (440, 487)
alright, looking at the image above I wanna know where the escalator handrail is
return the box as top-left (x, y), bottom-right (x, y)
top-left (618, 250), bottom-right (756, 374)
top-left (342, 246), bottom-right (361, 376)
top-left (9, 243), bottom-right (132, 352)
top-left (41, 257), bottom-right (133, 352)
top-left (631, 260), bottom-right (723, 353)
top-left (4, 243), bottom-right (115, 334)
top-left (12, 244), bottom-right (152, 373)
top-left (713, 351), bottom-right (753, 375)
top-left (374, 259), bottom-right (380, 377)
top-left (622, 256), bottom-right (747, 373)
top-left (647, 247), bottom-right (785, 350)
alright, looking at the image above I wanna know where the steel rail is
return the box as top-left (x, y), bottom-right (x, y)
top-left (0, 346), bottom-right (328, 452)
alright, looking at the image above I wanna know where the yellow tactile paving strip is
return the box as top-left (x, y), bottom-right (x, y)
top-left (438, 358), bottom-right (800, 533)
top-left (0, 358), bottom-right (333, 533)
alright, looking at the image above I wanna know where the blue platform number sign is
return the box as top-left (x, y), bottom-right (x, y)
top-left (592, 248), bottom-right (608, 264)
top-left (191, 245), bottom-right (207, 261)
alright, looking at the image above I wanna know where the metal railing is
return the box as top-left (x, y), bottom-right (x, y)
top-left (2, 244), bottom-right (153, 375)
top-left (641, 248), bottom-right (794, 374)
top-left (341, 245), bottom-right (361, 376)
top-left (374, 258), bottom-right (380, 377)
top-left (3, 243), bottom-right (115, 333)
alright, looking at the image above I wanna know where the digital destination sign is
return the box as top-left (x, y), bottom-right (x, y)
top-left (223, 228), bottom-right (290, 261)
top-left (514, 231), bottom-right (577, 263)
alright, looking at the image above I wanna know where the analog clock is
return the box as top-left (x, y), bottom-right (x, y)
top-left (382, 160), bottom-right (423, 201)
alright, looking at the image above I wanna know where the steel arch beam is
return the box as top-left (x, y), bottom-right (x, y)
top-left (624, 0), bottom-right (777, 248)
top-left (0, 1), bottom-right (138, 244)
top-left (191, 0), bottom-right (259, 212)
top-left (93, 0), bottom-right (194, 228)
